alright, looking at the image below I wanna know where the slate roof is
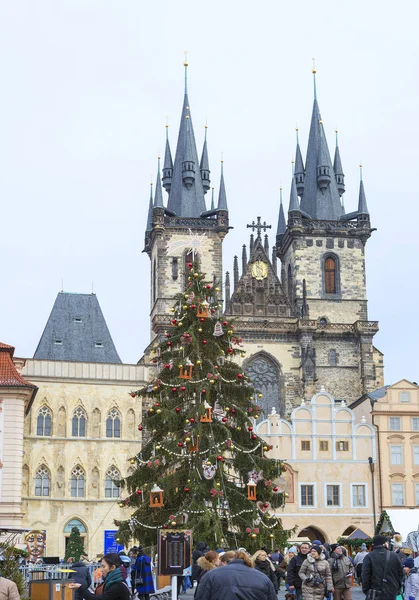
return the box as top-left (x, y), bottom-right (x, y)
top-left (33, 292), bottom-right (122, 364)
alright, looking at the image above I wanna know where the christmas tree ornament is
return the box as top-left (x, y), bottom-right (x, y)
top-left (202, 461), bottom-right (217, 480)
top-left (247, 479), bottom-right (257, 501)
top-left (130, 392), bottom-right (136, 398)
top-left (213, 321), bottom-right (223, 337)
top-left (198, 328), bottom-right (203, 333)
top-left (200, 402), bottom-right (213, 423)
top-left (196, 300), bottom-right (209, 318)
top-left (137, 425), bottom-right (143, 431)
top-left (256, 501), bottom-right (271, 514)
top-left (149, 484), bottom-right (164, 508)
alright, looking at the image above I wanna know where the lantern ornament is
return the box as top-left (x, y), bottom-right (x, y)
top-left (200, 401), bottom-right (213, 423)
top-left (187, 436), bottom-right (199, 452)
top-left (149, 483), bottom-right (164, 508)
top-left (196, 300), bottom-right (210, 319)
top-left (179, 359), bottom-right (194, 380)
top-left (247, 478), bottom-right (257, 501)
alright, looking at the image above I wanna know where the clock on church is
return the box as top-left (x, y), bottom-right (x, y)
top-left (251, 261), bottom-right (268, 280)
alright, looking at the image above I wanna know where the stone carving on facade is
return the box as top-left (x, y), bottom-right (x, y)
top-left (92, 408), bottom-right (101, 438)
top-left (57, 406), bottom-right (66, 437)
top-left (56, 466), bottom-right (65, 497)
top-left (127, 409), bottom-right (135, 439)
top-left (91, 467), bottom-right (100, 498)
top-left (22, 464), bottom-right (29, 497)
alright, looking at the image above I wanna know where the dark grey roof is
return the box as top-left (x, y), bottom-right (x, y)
top-left (276, 189), bottom-right (286, 235)
top-left (34, 293), bottom-right (122, 363)
top-left (163, 130), bottom-right (173, 171)
top-left (333, 138), bottom-right (344, 176)
top-left (200, 130), bottom-right (210, 172)
top-left (358, 178), bottom-right (369, 215)
top-left (295, 138), bottom-right (304, 176)
top-left (154, 158), bottom-right (164, 208)
top-left (166, 91), bottom-right (207, 217)
top-left (217, 162), bottom-right (228, 210)
top-left (210, 187), bottom-right (215, 210)
top-left (146, 183), bottom-right (153, 231)
top-left (288, 173), bottom-right (300, 212)
top-left (300, 98), bottom-right (343, 220)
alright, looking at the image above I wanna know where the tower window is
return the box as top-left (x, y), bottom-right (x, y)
top-left (325, 257), bottom-right (336, 294)
top-left (172, 257), bottom-right (179, 280)
top-left (329, 349), bottom-right (337, 366)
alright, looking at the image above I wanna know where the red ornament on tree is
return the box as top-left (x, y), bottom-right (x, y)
top-left (222, 321), bottom-right (228, 326)
top-left (175, 407), bottom-right (181, 413)
top-left (136, 489), bottom-right (142, 495)
top-left (248, 426), bottom-right (253, 431)
top-left (202, 340), bottom-right (207, 345)
top-left (167, 341), bottom-right (172, 347)
top-left (178, 442), bottom-right (184, 448)
top-left (187, 262), bottom-right (193, 269)
top-left (184, 487), bottom-right (190, 493)
top-left (172, 387), bottom-right (178, 392)
top-left (237, 373), bottom-right (243, 379)
top-left (252, 434), bottom-right (257, 440)
top-left (227, 348), bottom-right (233, 354)
top-left (130, 393), bottom-right (136, 398)
top-left (189, 418), bottom-right (195, 424)
top-left (137, 425), bottom-right (143, 431)
top-left (180, 386), bottom-right (186, 391)
top-left (165, 364), bottom-right (171, 369)
top-left (222, 417), bottom-right (227, 423)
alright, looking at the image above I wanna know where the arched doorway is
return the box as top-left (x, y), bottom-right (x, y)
top-left (342, 526), bottom-right (356, 537)
top-left (298, 526), bottom-right (327, 544)
top-left (64, 518), bottom-right (87, 555)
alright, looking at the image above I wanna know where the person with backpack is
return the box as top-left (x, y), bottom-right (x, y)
top-left (362, 535), bottom-right (403, 600)
top-left (68, 553), bottom-right (131, 599)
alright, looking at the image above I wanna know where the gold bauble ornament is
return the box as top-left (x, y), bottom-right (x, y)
top-left (237, 426), bottom-right (241, 431)
top-left (225, 407), bottom-right (230, 412)
top-left (130, 459), bottom-right (135, 464)
top-left (170, 308), bottom-right (175, 313)
top-left (178, 323), bottom-right (183, 327)
top-left (183, 305), bottom-right (188, 309)
top-left (258, 393), bottom-right (263, 399)
top-left (230, 444), bottom-right (235, 449)
top-left (228, 329), bottom-right (233, 335)
top-left (188, 276), bottom-right (192, 281)
top-left (210, 379), bottom-right (215, 384)
top-left (285, 492), bottom-right (289, 497)
top-left (269, 534), bottom-right (274, 539)
top-left (215, 287), bottom-right (220, 292)
top-left (206, 461), bottom-right (212, 466)
top-left (171, 521), bottom-right (177, 526)
top-left (185, 419), bottom-right (190, 424)
top-left (153, 386), bottom-right (159, 391)
top-left (149, 408), bottom-right (154, 413)
top-left (194, 273), bottom-right (199, 278)
top-left (156, 409), bottom-right (161, 414)
top-left (216, 482), bottom-right (221, 488)
top-left (185, 437), bottom-right (191, 442)
top-left (187, 479), bottom-right (191, 483)
top-left (251, 533), bottom-right (257, 538)
top-left (156, 445), bottom-right (161, 450)
top-left (196, 360), bottom-right (201, 365)
top-left (198, 328), bottom-right (203, 333)
top-left (179, 346), bottom-right (184, 351)
top-left (241, 352), bottom-right (246, 358)
top-left (218, 304), bottom-right (222, 308)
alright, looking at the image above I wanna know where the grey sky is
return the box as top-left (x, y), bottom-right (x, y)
top-left (1, 1), bottom-right (418, 385)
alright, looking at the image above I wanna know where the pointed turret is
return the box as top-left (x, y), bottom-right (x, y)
top-left (200, 126), bottom-right (211, 194)
top-left (264, 234), bottom-right (269, 254)
top-left (217, 161), bottom-right (228, 211)
top-left (357, 165), bottom-right (369, 216)
top-left (333, 130), bottom-right (345, 196)
top-left (162, 125), bottom-right (173, 192)
top-left (210, 187), bottom-right (215, 210)
top-left (233, 256), bottom-right (239, 287)
top-left (154, 157), bottom-right (164, 208)
top-left (272, 245), bottom-right (277, 275)
top-left (225, 271), bottom-right (231, 310)
top-left (249, 233), bottom-right (254, 255)
top-left (299, 66), bottom-right (343, 220)
top-left (316, 121), bottom-right (332, 192)
top-left (146, 182), bottom-right (153, 231)
top-left (276, 188), bottom-right (286, 236)
top-left (289, 165), bottom-right (300, 213)
top-left (295, 129), bottom-right (305, 198)
top-left (242, 245), bottom-right (247, 274)
top-left (166, 61), bottom-right (207, 217)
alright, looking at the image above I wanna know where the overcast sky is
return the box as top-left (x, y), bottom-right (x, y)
top-left (1, 1), bottom-right (418, 385)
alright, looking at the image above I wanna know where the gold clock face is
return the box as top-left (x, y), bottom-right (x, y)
top-left (251, 261), bottom-right (268, 280)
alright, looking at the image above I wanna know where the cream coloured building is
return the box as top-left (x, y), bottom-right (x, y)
top-left (256, 390), bottom-right (378, 543)
top-left (20, 292), bottom-right (147, 559)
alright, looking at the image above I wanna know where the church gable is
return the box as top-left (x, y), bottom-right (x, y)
top-left (229, 237), bottom-right (293, 318)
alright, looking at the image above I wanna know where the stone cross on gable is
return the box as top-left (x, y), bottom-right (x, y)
top-left (246, 216), bottom-right (272, 240)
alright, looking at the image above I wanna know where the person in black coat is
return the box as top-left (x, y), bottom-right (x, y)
top-left (253, 550), bottom-right (278, 592)
top-left (192, 542), bottom-right (208, 585)
top-left (69, 553), bottom-right (131, 600)
top-left (195, 551), bottom-right (277, 600)
top-left (362, 535), bottom-right (403, 600)
top-left (287, 542), bottom-right (311, 598)
top-left (71, 561), bottom-right (92, 600)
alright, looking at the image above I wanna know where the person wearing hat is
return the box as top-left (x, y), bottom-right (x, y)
top-left (403, 558), bottom-right (419, 600)
top-left (353, 544), bottom-right (368, 584)
top-left (328, 545), bottom-right (353, 600)
top-left (362, 535), bottom-right (403, 600)
top-left (299, 545), bottom-right (333, 600)
top-left (69, 553), bottom-right (131, 599)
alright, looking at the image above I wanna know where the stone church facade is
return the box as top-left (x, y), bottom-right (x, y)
top-left (144, 63), bottom-right (384, 415)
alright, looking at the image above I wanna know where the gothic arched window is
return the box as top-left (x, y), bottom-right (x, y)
top-left (71, 465), bottom-right (85, 498)
top-left (35, 465), bottom-right (50, 497)
top-left (105, 466), bottom-right (121, 498)
top-left (72, 407), bottom-right (86, 437)
top-left (106, 409), bottom-right (121, 438)
top-left (246, 353), bottom-right (285, 416)
top-left (329, 349), bottom-right (337, 366)
top-left (324, 256), bottom-right (337, 294)
top-left (37, 406), bottom-right (52, 436)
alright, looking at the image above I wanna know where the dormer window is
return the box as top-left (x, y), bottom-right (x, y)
top-left (95, 342), bottom-right (104, 348)
top-left (54, 339), bottom-right (63, 345)
top-left (73, 317), bottom-right (82, 323)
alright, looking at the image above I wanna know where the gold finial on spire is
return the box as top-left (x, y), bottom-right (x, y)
top-left (165, 116), bottom-right (169, 128)
top-left (184, 50), bottom-right (188, 67)
top-left (312, 57), bottom-right (316, 74)
top-left (221, 152), bottom-right (224, 163)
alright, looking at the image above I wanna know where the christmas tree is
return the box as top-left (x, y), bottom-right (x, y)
top-left (64, 527), bottom-right (85, 562)
top-left (117, 263), bottom-right (289, 552)
top-left (0, 544), bottom-right (29, 599)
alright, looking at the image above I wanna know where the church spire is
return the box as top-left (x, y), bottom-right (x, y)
top-left (154, 157), bottom-right (164, 208)
top-left (166, 60), bottom-right (207, 217)
top-left (217, 160), bottom-right (228, 210)
top-left (277, 188), bottom-right (286, 236)
top-left (295, 128), bottom-right (305, 198)
top-left (200, 126), bottom-right (211, 194)
top-left (289, 163), bottom-right (300, 213)
top-left (358, 165), bottom-right (369, 216)
top-left (210, 187), bottom-right (215, 211)
top-left (162, 124), bottom-right (173, 193)
top-left (146, 181), bottom-right (153, 231)
top-left (299, 64), bottom-right (343, 220)
top-left (333, 130), bottom-right (345, 197)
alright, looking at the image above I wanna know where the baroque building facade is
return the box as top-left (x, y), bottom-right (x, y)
top-left (143, 64), bottom-right (383, 416)
top-left (20, 293), bottom-right (146, 559)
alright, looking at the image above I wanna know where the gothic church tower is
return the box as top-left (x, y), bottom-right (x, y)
top-left (144, 62), bottom-right (229, 339)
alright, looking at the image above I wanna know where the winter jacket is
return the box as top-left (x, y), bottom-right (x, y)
top-left (195, 556), bottom-right (217, 583)
top-left (353, 550), bottom-right (368, 566)
top-left (72, 562), bottom-right (92, 600)
top-left (270, 551), bottom-right (284, 564)
top-left (133, 554), bottom-right (155, 595)
top-left (299, 554), bottom-right (333, 600)
top-left (194, 558), bottom-right (277, 600)
top-left (79, 581), bottom-right (131, 600)
top-left (287, 552), bottom-right (311, 591)
top-left (192, 542), bottom-right (207, 582)
top-left (328, 553), bottom-right (353, 589)
top-left (0, 577), bottom-right (20, 600)
top-left (254, 559), bottom-right (278, 591)
top-left (404, 567), bottom-right (419, 600)
top-left (362, 546), bottom-right (403, 600)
